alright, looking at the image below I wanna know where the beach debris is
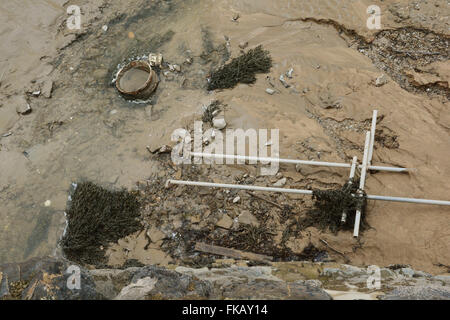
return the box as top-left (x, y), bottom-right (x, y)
top-left (102, 25), bottom-right (108, 32)
top-left (207, 45), bottom-right (272, 90)
top-left (212, 117), bottom-right (227, 130)
top-left (246, 191), bottom-right (283, 209)
top-left (265, 88), bottom-right (275, 95)
top-left (319, 238), bottom-right (350, 263)
top-left (168, 64), bottom-right (181, 72)
top-left (41, 80), bottom-right (53, 98)
top-left (202, 100), bottom-right (222, 125)
top-left (195, 242), bottom-right (273, 262)
top-left (286, 68), bottom-right (294, 78)
top-left (279, 74), bottom-right (290, 88)
top-left (238, 41), bottom-right (248, 49)
top-left (61, 181), bottom-right (141, 265)
top-left (299, 178), bottom-right (366, 234)
top-left (238, 210), bottom-right (259, 227)
top-left (375, 74), bottom-right (389, 87)
top-left (31, 90), bottom-right (41, 97)
top-left (15, 98), bottom-right (32, 115)
top-left (216, 214), bottom-right (233, 229)
top-left (147, 145), bottom-right (172, 154)
top-left (115, 60), bottom-right (158, 100)
top-left (273, 177), bottom-right (287, 187)
top-left (2, 132), bottom-right (12, 137)
top-left (148, 53), bottom-right (163, 67)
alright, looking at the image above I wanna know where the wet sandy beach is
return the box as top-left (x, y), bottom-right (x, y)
top-left (0, 0), bottom-right (448, 274)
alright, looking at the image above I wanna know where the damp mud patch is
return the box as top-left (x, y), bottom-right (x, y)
top-left (299, 179), bottom-right (367, 234)
top-left (60, 182), bottom-right (141, 266)
top-left (207, 45), bottom-right (272, 90)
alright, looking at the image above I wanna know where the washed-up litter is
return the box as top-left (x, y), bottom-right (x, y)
top-left (279, 74), bottom-right (290, 88)
top-left (167, 110), bottom-right (450, 240)
top-left (195, 242), bottom-right (273, 262)
top-left (115, 60), bottom-right (159, 100)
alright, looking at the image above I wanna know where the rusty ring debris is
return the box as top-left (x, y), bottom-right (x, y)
top-left (115, 60), bottom-right (159, 100)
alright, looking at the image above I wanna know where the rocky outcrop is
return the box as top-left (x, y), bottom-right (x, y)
top-left (1, 257), bottom-right (449, 300)
top-left (0, 257), bottom-right (103, 300)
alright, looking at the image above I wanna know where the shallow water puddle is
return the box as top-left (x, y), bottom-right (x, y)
top-left (119, 68), bottom-right (150, 92)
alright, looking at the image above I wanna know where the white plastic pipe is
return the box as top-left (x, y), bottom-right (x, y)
top-left (342, 156), bottom-right (358, 223)
top-left (354, 132), bottom-right (371, 238)
top-left (191, 152), bottom-right (410, 173)
top-left (368, 110), bottom-right (378, 166)
top-left (167, 179), bottom-right (313, 195)
top-left (366, 195), bottom-right (450, 206)
top-left (166, 179), bottom-right (450, 206)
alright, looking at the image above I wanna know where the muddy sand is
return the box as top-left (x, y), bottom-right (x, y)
top-left (0, 0), bottom-right (449, 274)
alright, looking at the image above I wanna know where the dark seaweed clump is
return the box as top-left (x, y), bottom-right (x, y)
top-left (207, 45), bottom-right (272, 90)
top-left (202, 100), bottom-right (222, 125)
top-left (300, 179), bottom-right (367, 234)
top-left (61, 182), bottom-right (141, 266)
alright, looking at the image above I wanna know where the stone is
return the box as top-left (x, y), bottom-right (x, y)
top-left (14, 96), bottom-right (32, 115)
top-left (41, 79), bottom-right (53, 98)
top-left (147, 227), bottom-right (165, 243)
top-left (212, 117), bottom-right (227, 130)
top-left (265, 88), bottom-right (275, 95)
top-left (286, 68), bottom-right (294, 78)
top-left (381, 285), bottom-right (450, 300)
top-left (279, 74), bottom-right (290, 88)
top-left (238, 210), bottom-right (259, 227)
top-left (148, 53), bottom-right (163, 67)
top-left (375, 74), bottom-right (389, 87)
top-left (0, 257), bottom-right (103, 300)
top-left (273, 177), bottom-right (286, 187)
top-left (114, 277), bottom-right (158, 300)
top-left (216, 214), bottom-right (233, 229)
top-left (398, 267), bottom-right (415, 278)
top-left (238, 41), bottom-right (248, 49)
top-left (232, 196), bottom-right (240, 203)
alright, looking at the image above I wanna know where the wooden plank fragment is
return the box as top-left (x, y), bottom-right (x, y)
top-left (194, 242), bottom-right (273, 262)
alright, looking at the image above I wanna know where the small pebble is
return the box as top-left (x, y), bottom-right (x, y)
top-left (233, 196), bottom-right (240, 203)
top-left (238, 41), bottom-right (248, 49)
top-left (265, 88), bottom-right (275, 95)
top-left (44, 200), bottom-right (52, 207)
top-left (213, 118), bottom-right (227, 130)
top-left (286, 68), bottom-right (294, 78)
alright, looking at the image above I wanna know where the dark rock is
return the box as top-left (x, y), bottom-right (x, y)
top-left (0, 256), bottom-right (104, 300)
top-left (382, 286), bottom-right (450, 300)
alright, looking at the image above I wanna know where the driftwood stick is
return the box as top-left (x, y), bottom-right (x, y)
top-left (195, 242), bottom-right (273, 262)
top-left (319, 238), bottom-right (350, 263)
top-left (246, 191), bottom-right (283, 209)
